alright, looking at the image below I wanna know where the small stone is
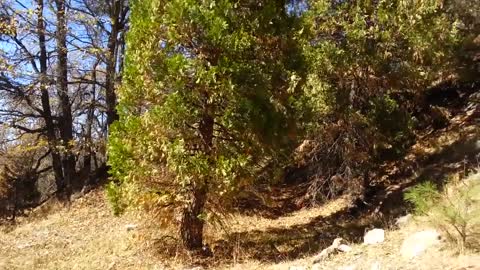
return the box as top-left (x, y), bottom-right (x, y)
top-left (331, 237), bottom-right (344, 247)
top-left (125, 224), bottom-right (138, 231)
top-left (395, 214), bottom-right (412, 227)
top-left (313, 238), bottom-right (353, 263)
top-left (337, 244), bottom-right (352, 252)
top-left (400, 229), bottom-right (441, 259)
top-left (16, 242), bottom-right (34, 249)
top-left (371, 261), bottom-right (381, 270)
top-left (363, 228), bottom-right (385, 245)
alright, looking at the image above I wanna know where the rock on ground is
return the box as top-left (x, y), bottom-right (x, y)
top-left (313, 238), bottom-right (352, 263)
top-left (395, 214), bottom-right (412, 227)
top-left (400, 229), bottom-right (441, 259)
top-left (364, 228), bottom-right (385, 245)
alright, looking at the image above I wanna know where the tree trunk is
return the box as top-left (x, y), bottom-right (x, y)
top-left (82, 62), bottom-right (98, 189)
top-left (180, 185), bottom-right (208, 250)
top-left (36, 0), bottom-right (64, 193)
top-left (105, 0), bottom-right (126, 128)
top-left (55, 0), bottom-right (75, 200)
top-left (180, 111), bottom-right (214, 251)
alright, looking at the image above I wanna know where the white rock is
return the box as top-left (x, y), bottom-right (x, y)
top-left (332, 237), bottom-right (344, 247)
top-left (313, 237), bottom-right (346, 263)
top-left (337, 244), bottom-right (352, 252)
top-left (400, 229), bottom-right (441, 259)
top-left (16, 242), bottom-right (34, 249)
top-left (395, 214), bottom-right (412, 227)
top-left (363, 228), bottom-right (385, 245)
top-left (370, 261), bottom-right (381, 270)
top-left (311, 264), bottom-right (322, 270)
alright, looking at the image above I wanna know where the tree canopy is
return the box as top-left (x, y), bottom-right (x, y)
top-left (0, 0), bottom-right (477, 254)
top-left (108, 0), bottom-right (307, 249)
top-left (107, 0), bottom-right (475, 251)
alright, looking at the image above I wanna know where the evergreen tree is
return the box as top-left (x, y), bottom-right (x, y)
top-left (291, 0), bottom-right (461, 201)
top-left (108, 0), bottom-right (304, 250)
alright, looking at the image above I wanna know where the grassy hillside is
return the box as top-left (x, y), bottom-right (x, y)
top-left (1, 178), bottom-right (479, 270)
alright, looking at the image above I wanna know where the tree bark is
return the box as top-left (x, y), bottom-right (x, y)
top-left (105, 0), bottom-right (126, 128)
top-left (36, 0), bottom-right (64, 194)
top-left (82, 62), bottom-right (98, 188)
top-left (55, 0), bottom-right (75, 200)
top-left (180, 185), bottom-right (208, 250)
top-left (180, 111), bottom-right (214, 251)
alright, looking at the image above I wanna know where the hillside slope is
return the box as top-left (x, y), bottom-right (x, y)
top-left (1, 184), bottom-right (479, 270)
top-left (0, 192), bottom-right (160, 270)
top-left (1, 87), bottom-right (480, 270)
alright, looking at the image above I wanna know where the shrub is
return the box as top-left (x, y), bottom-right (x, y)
top-left (367, 94), bottom-right (415, 159)
top-left (0, 137), bottom-right (47, 221)
top-left (105, 181), bottom-right (124, 216)
top-left (298, 0), bottom-right (460, 204)
top-left (405, 174), bottom-right (480, 252)
top-left (404, 181), bottom-right (441, 215)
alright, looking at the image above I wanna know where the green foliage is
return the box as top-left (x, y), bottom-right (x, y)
top-left (108, 0), bottom-right (469, 247)
top-left (108, 0), bottom-right (305, 224)
top-left (0, 14), bottom-right (16, 37)
top-left (405, 181), bottom-right (440, 215)
top-left (406, 174), bottom-right (480, 252)
top-left (105, 181), bottom-right (124, 216)
top-left (297, 0), bottom-right (461, 191)
top-left (303, 0), bottom-right (460, 116)
top-left (368, 94), bottom-right (415, 158)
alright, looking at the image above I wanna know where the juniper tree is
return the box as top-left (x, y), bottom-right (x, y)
top-left (296, 0), bottom-right (461, 200)
top-left (108, 0), bottom-right (305, 250)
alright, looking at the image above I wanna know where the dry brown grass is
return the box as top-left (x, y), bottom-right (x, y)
top-left (1, 188), bottom-right (479, 270)
top-left (0, 189), bottom-right (359, 270)
top-left (0, 190), bottom-right (163, 270)
top-left (218, 218), bottom-right (480, 270)
top-left (2, 120), bottom-right (480, 270)
top-left (224, 195), bottom-right (353, 235)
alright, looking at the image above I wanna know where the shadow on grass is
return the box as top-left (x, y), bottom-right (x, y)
top-left (206, 125), bottom-right (480, 266)
top-left (159, 123), bottom-right (480, 268)
top-left (372, 126), bottom-right (480, 218)
top-left (226, 209), bottom-right (368, 263)
top-left (232, 183), bottom-right (309, 219)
